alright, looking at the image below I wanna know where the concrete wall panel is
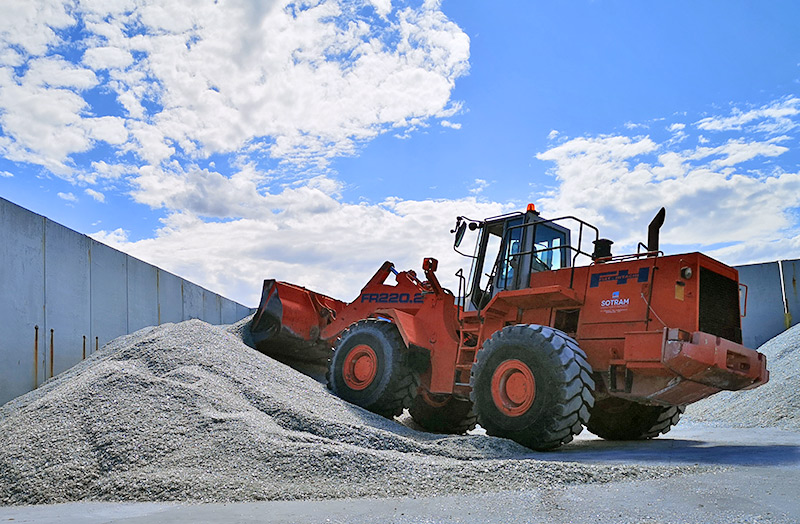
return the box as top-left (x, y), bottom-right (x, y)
top-left (182, 280), bottom-right (204, 320)
top-left (127, 257), bottom-right (158, 333)
top-left (44, 219), bottom-right (91, 376)
top-left (157, 269), bottom-right (183, 325)
top-left (89, 240), bottom-right (128, 348)
top-left (737, 262), bottom-right (786, 349)
top-left (203, 292), bottom-right (222, 325)
top-left (0, 199), bottom-right (44, 404)
top-left (221, 298), bottom-right (238, 324)
top-left (237, 304), bottom-right (254, 321)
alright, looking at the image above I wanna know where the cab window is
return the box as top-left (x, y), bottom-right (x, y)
top-left (533, 225), bottom-right (566, 270)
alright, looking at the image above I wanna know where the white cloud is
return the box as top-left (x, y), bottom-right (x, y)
top-left (78, 160), bottom-right (135, 184)
top-left (368, 0), bottom-right (393, 17)
top-left (440, 120), bottom-right (461, 129)
top-left (705, 234), bottom-right (800, 267)
top-left (0, 67), bottom-right (94, 173)
top-left (0, 1), bottom-right (74, 56)
top-left (129, 163), bottom-right (280, 219)
top-left (0, 48), bottom-right (24, 67)
top-left (688, 138), bottom-right (788, 168)
top-left (533, 100), bottom-right (800, 268)
top-left (0, 170), bottom-right (12, 177)
top-left (696, 97), bottom-right (800, 134)
top-left (0, 0), bottom-right (470, 189)
top-left (536, 133), bottom-right (800, 264)
top-left (537, 135), bottom-right (658, 165)
top-left (547, 129), bottom-right (559, 140)
top-left (469, 178), bottom-right (489, 195)
top-left (23, 57), bottom-right (98, 90)
top-left (82, 46), bottom-right (134, 70)
top-left (128, 0), bottom-right (468, 166)
top-left (624, 121), bottom-right (646, 130)
top-left (85, 116), bottom-right (128, 144)
top-left (85, 188), bottom-right (105, 202)
top-left (57, 191), bottom-right (78, 202)
top-left (90, 227), bottom-right (129, 248)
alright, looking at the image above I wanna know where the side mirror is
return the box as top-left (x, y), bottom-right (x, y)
top-left (454, 220), bottom-right (467, 248)
top-left (451, 217), bottom-right (481, 252)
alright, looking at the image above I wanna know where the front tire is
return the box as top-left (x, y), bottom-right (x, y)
top-left (327, 320), bottom-right (418, 418)
top-left (586, 397), bottom-right (685, 440)
top-left (470, 325), bottom-right (595, 451)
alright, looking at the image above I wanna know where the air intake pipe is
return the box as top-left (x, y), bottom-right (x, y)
top-left (647, 207), bottom-right (666, 255)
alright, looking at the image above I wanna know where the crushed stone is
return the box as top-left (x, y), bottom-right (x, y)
top-left (1, 319), bottom-right (703, 506)
top-left (685, 323), bottom-right (800, 430)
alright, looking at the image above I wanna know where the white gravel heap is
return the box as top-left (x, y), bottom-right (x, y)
top-left (685, 323), bottom-right (800, 430)
top-left (1, 319), bottom-right (697, 505)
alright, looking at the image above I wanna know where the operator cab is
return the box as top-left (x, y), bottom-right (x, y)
top-left (454, 206), bottom-right (571, 311)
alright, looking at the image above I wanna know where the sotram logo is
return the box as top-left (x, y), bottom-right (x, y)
top-left (591, 267), bottom-right (647, 313)
top-left (601, 290), bottom-right (629, 308)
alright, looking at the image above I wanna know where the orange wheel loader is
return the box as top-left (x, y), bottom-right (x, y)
top-left (249, 206), bottom-right (768, 450)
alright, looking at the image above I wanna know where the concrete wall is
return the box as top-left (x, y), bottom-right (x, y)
top-left (736, 259), bottom-right (800, 349)
top-left (0, 197), bottom-right (253, 405)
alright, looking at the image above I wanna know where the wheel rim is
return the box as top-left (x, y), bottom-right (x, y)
top-left (342, 344), bottom-right (378, 390)
top-left (491, 359), bottom-right (536, 417)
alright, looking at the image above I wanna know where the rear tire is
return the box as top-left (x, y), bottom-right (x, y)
top-left (327, 320), bottom-right (418, 418)
top-left (586, 397), bottom-right (685, 440)
top-left (409, 390), bottom-right (477, 434)
top-left (470, 325), bottom-right (595, 451)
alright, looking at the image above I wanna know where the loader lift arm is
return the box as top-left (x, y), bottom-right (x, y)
top-left (250, 258), bottom-right (461, 393)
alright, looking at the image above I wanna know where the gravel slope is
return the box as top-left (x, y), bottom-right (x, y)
top-left (0, 320), bottom-right (700, 506)
top-left (684, 323), bottom-right (800, 430)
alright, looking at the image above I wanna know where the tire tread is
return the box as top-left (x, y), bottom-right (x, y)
top-left (327, 319), bottom-right (419, 418)
top-left (469, 324), bottom-right (595, 451)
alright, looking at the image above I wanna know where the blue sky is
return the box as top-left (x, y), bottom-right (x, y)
top-left (1, 0), bottom-right (799, 305)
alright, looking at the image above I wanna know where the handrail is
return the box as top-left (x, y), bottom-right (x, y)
top-left (595, 250), bottom-right (664, 264)
top-left (455, 268), bottom-right (466, 312)
top-left (505, 215), bottom-right (600, 260)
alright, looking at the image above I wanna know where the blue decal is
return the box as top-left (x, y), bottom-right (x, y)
top-left (590, 267), bottom-right (650, 288)
top-left (361, 292), bottom-right (424, 304)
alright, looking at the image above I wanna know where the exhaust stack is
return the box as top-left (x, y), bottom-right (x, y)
top-left (647, 207), bottom-right (666, 255)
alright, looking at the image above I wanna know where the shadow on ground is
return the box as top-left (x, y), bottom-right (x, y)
top-left (524, 435), bottom-right (800, 466)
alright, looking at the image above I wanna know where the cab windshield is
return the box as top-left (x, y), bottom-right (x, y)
top-left (468, 216), bottom-right (570, 310)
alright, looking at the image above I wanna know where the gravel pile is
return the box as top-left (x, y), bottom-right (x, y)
top-left (685, 323), bottom-right (800, 430)
top-left (1, 319), bottom-right (698, 505)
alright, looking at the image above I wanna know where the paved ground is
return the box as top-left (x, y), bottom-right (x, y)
top-left (2, 422), bottom-right (799, 523)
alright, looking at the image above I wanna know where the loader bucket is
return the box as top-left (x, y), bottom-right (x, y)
top-left (249, 279), bottom-right (346, 365)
